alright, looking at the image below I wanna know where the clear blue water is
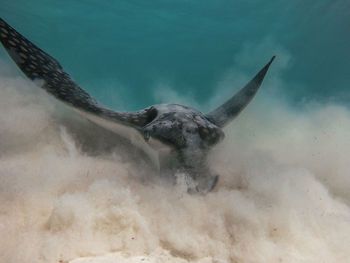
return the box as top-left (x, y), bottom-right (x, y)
top-left (0, 0), bottom-right (349, 110)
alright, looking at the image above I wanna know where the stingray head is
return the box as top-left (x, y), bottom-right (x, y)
top-left (142, 104), bottom-right (225, 150)
top-left (140, 104), bottom-right (224, 193)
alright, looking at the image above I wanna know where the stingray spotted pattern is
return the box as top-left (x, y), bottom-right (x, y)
top-left (0, 17), bottom-right (274, 193)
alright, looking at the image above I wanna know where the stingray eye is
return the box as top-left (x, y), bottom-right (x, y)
top-left (144, 106), bottom-right (158, 125)
top-left (198, 126), bottom-right (210, 140)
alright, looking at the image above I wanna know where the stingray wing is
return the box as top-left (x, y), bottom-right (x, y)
top-left (0, 18), bottom-right (166, 167)
top-left (0, 18), bottom-right (155, 130)
top-left (206, 56), bottom-right (275, 128)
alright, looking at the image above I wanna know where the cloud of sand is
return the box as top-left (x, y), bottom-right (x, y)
top-left (0, 53), bottom-right (350, 263)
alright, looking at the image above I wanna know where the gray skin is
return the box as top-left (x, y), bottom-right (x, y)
top-left (142, 104), bottom-right (224, 192)
top-left (0, 18), bottom-right (274, 193)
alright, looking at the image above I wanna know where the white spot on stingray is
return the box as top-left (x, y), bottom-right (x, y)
top-left (8, 40), bottom-right (16, 46)
top-left (39, 50), bottom-right (47, 57)
top-left (37, 55), bottom-right (45, 61)
top-left (1, 28), bottom-right (8, 34)
top-left (20, 46), bottom-right (28, 52)
top-left (19, 53), bottom-right (27, 59)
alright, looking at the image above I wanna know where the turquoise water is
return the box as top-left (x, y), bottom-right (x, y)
top-left (1, 0), bottom-right (349, 110)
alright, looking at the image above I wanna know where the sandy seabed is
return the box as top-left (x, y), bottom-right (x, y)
top-left (0, 68), bottom-right (350, 263)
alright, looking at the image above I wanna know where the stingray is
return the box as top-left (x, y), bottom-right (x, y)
top-left (0, 18), bottom-right (275, 193)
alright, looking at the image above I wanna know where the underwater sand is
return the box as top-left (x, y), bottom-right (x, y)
top-left (0, 58), bottom-right (350, 263)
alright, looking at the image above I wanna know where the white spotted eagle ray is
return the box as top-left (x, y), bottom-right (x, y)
top-left (0, 18), bottom-right (275, 193)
